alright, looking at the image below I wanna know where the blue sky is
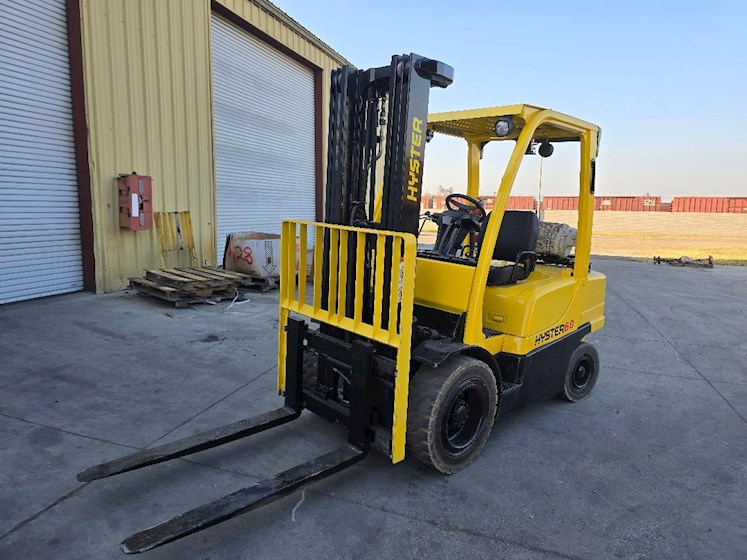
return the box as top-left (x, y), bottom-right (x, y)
top-left (275, 0), bottom-right (746, 198)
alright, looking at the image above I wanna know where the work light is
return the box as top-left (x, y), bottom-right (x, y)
top-left (494, 117), bottom-right (515, 137)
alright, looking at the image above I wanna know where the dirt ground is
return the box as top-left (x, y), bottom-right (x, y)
top-left (546, 210), bottom-right (747, 265)
top-left (420, 211), bottom-right (747, 265)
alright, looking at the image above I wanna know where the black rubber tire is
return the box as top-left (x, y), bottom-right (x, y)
top-left (301, 348), bottom-right (318, 389)
top-left (559, 342), bottom-right (600, 402)
top-left (407, 355), bottom-right (498, 474)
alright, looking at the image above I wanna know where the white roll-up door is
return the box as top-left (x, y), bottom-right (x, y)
top-left (211, 14), bottom-right (316, 258)
top-left (0, 1), bottom-right (83, 304)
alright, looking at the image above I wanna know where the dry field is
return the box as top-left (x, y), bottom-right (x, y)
top-left (546, 210), bottom-right (747, 265)
top-left (419, 211), bottom-right (747, 265)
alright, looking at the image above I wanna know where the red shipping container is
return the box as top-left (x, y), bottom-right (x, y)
top-left (728, 198), bottom-right (747, 213)
top-left (505, 196), bottom-right (536, 210)
top-left (542, 196), bottom-right (578, 211)
top-left (671, 197), bottom-right (747, 213)
top-left (478, 195), bottom-right (496, 211)
top-left (596, 196), bottom-right (661, 211)
top-left (542, 195), bottom-right (671, 212)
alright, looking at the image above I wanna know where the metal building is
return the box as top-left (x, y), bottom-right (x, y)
top-left (0, 0), bottom-right (348, 302)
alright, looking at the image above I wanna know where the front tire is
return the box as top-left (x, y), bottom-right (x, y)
top-left (301, 349), bottom-right (318, 389)
top-left (559, 342), bottom-right (600, 402)
top-left (407, 355), bottom-right (498, 474)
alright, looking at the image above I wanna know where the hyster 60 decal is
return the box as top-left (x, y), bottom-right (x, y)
top-left (534, 320), bottom-right (575, 346)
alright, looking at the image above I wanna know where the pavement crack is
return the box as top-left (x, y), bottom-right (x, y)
top-left (0, 411), bottom-right (139, 451)
top-left (145, 364), bottom-right (277, 448)
top-left (602, 365), bottom-right (704, 381)
top-left (0, 485), bottom-right (89, 543)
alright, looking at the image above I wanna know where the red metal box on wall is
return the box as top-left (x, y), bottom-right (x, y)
top-left (118, 173), bottom-right (152, 230)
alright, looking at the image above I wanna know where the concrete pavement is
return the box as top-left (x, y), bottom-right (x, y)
top-left (0, 258), bottom-right (745, 559)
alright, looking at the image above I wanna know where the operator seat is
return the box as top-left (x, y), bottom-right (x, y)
top-left (480, 210), bottom-right (539, 286)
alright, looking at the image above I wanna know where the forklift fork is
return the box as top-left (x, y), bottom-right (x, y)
top-left (77, 319), bottom-right (374, 554)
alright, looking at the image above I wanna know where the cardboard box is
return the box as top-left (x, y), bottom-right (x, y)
top-left (223, 232), bottom-right (311, 278)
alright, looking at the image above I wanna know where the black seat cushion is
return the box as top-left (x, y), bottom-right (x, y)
top-left (490, 210), bottom-right (539, 260)
top-left (481, 211), bottom-right (540, 286)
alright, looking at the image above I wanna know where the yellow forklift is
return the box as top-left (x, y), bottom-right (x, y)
top-left (78, 54), bottom-right (605, 554)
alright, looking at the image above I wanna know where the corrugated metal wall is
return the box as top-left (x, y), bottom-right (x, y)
top-left (211, 13), bottom-right (316, 254)
top-left (214, 0), bottom-right (342, 185)
top-left (543, 196), bottom-right (667, 212)
top-left (426, 195), bottom-right (536, 211)
top-left (80, 0), bottom-right (345, 292)
top-left (80, 0), bottom-right (214, 292)
top-left (671, 197), bottom-right (747, 213)
top-left (0, 0), bottom-right (83, 303)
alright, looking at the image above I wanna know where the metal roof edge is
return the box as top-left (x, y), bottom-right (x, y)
top-left (253, 0), bottom-right (353, 67)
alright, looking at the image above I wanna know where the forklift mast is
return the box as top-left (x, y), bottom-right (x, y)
top-left (324, 54), bottom-right (453, 234)
top-left (320, 54), bottom-right (453, 332)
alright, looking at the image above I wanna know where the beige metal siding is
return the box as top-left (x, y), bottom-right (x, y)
top-left (80, 0), bottom-right (344, 292)
top-left (80, 0), bottom-right (214, 292)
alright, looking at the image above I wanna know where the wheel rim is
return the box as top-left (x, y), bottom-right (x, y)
top-left (571, 355), bottom-right (594, 391)
top-left (441, 379), bottom-right (488, 457)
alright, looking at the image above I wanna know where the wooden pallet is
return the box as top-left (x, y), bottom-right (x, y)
top-left (130, 266), bottom-right (259, 307)
top-left (202, 266), bottom-right (278, 292)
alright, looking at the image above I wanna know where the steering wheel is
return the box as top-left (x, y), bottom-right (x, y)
top-left (445, 193), bottom-right (486, 218)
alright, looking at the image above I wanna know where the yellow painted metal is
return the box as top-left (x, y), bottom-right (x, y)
top-left (278, 220), bottom-right (417, 463)
top-left (413, 258), bottom-right (475, 314)
top-left (498, 271), bottom-right (606, 355)
top-left (80, 0), bottom-right (345, 293)
top-left (481, 267), bottom-right (606, 354)
top-left (154, 211), bottom-right (199, 268)
top-left (428, 104), bottom-right (599, 145)
top-left (373, 188), bottom-right (383, 222)
top-left (466, 141), bottom-right (481, 199)
top-left (482, 266), bottom-right (575, 336)
top-left (422, 104), bottom-right (604, 358)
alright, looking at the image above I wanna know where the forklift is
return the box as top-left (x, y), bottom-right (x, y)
top-left (78, 53), bottom-right (605, 554)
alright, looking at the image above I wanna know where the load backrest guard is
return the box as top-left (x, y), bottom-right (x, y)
top-left (278, 220), bottom-right (417, 462)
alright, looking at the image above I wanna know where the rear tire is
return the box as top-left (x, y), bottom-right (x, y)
top-left (407, 355), bottom-right (497, 474)
top-left (559, 342), bottom-right (600, 402)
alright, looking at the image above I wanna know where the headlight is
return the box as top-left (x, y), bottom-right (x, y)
top-left (494, 117), bottom-right (515, 137)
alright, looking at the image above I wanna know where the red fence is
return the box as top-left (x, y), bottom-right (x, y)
top-left (671, 197), bottom-right (747, 213)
